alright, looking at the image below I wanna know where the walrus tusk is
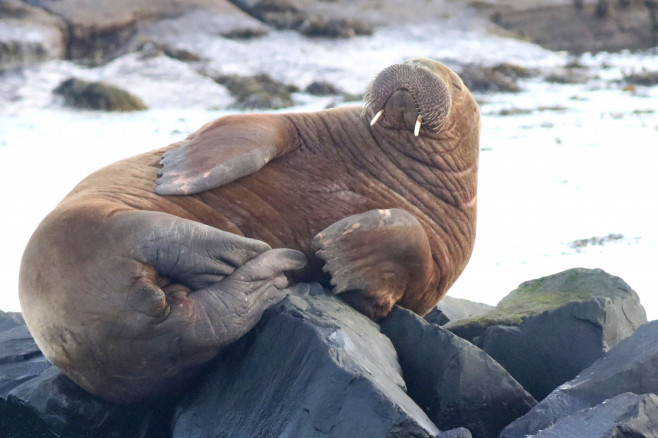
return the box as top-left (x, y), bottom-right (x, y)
top-left (414, 115), bottom-right (422, 136)
top-left (370, 109), bottom-right (384, 126)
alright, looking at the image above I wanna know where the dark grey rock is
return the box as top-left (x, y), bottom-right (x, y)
top-left (435, 427), bottom-right (472, 438)
top-left (458, 64), bottom-right (521, 93)
top-left (0, 311), bottom-right (175, 438)
top-left (54, 78), bottom-right (147, 111)
top-left (501, 320), bottom-right (658, 437)
top-left (424, 296), bottom-right (494, 326)
top-left (22, 0), bottom-right (267, 65)
top-left (448, 268), bottom-right (647, 401)
top-left (479, 0), bottom-right (658, 53)
top-left (532, 393), bottom-right (658, 438)
top-left (380, 307), bottom-right (536, 438)
top-left (213, 73), bottom-right (296, 109)
top-left (173, 290), bottom-right (439, 437)
top-left (0, 0), bottom-right (66, 71)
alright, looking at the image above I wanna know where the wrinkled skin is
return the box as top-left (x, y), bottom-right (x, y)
top-left (19, 58), bottom-right (480, 404)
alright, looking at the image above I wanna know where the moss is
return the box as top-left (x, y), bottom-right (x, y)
top-left (448, 268), bottom-right (636, 337)
top-left (54, 78), bottom-right (147, 112)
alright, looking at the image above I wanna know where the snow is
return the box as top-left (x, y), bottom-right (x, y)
top-left (1, 24), bottom-right (657, 319)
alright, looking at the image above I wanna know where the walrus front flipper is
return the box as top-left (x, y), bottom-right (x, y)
top-left (156, 114), bottom-right (298, 195)
top-left (312, 208), bottom-right (435, 320)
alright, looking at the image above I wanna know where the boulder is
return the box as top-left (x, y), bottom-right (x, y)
top-left (54, 78), bottom-right (147, 111)
top-left (213, 73), bottom-right (296, 109)
top-left (474, 0), bottom-right (657, 53)
top-left (447, 268), bottom-right (647, 400)
top-left (0, 311), bottom-right (173, 438)
top-left (22, 0), bottom-right (268, 65)
top-left (173, 287), bottom-right (439, 437)
top-left (501, 319), bottom-right (658, 437)
top-left (0, 0), bottom-right (66, 72)
top-left (424, 296), bottom-right (494, 326)
top-left (457, 64), bottom-right (521, 93)
top-left (529, 393), bottom-right (658, 438)
top-left (380, 307), bottom-right (536, 438)
top-left (227, 0), bottom-right (483, 33)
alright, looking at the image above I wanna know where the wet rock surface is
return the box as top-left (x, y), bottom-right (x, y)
top-left (447, 268), bottom-right (647, 401)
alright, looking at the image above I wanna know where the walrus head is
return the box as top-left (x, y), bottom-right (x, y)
top-left (363, 58), bottom-right (460, 136)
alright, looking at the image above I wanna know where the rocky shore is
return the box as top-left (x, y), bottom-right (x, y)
top-left (2, 268), bottom-right (657, 437)
top-left (2, 0), bottom-right (657, 111)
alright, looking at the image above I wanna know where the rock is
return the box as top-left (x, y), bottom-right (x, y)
top-left (447, 268), bottom-right (647, 401)
top-left (0, 311), bottom-right (173, 438)
top-left (474, 0), bottom-right (657, 53)
top-left (213, 73), bottom-right (296, 109)
top-left (0, 311), bottom-right (49, 396)
top-left (435, 427), bottom-right (473, 438)
top-left (424, 296), bottom-right (494, 326)
top-left (501, 319), bottom-right (658, 437)
top-left (380, 307), bottom-right (536, 438)
top-left (228, 0), bottom-right (306, 29)
top-left (131, 4), bottom-right (269, 55)
top-left (298, 15), bottom-right (373, 38)
top-left (544, 68), bottom-right (593, 84)
top-left (529, 393), bottom-right (658, 438)
top-left (54, 78), bottom-right (147, 111)
top-left (229, 1), bottom-right (373, 37)
top-left (173, 288), bottom-right (439, 437)
top-left (624, 69), bottom-right (658, 85)
top-left (228, 0), bottom-right (482, 36)
top-left (0, 0), bottom-right (66, 72)
top-left (23, 0), bottom-right (268, 65)
top-left (458, 64), bottom-right (521, 93)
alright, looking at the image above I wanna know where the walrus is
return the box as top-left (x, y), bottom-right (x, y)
top-left (19, 58), bottom-right (480, 404)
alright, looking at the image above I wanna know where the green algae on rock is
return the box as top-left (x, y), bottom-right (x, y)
top-left (54, 78), bottom-right (147, 112)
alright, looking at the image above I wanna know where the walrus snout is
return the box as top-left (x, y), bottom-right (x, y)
top-left (363, 58), bottom-right (453, 135)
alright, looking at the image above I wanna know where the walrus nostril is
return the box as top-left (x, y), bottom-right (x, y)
top-left (363, 61), bottom-right (451, 132)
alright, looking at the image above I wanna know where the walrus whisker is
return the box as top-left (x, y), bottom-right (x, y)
top-left (370, 109), bottom-right (384, 126)
top-left (414, 116), bottom-right (422, 137)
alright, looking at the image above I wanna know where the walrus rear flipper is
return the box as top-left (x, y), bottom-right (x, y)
top-left (156, 114), bottom-right (299, 195)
